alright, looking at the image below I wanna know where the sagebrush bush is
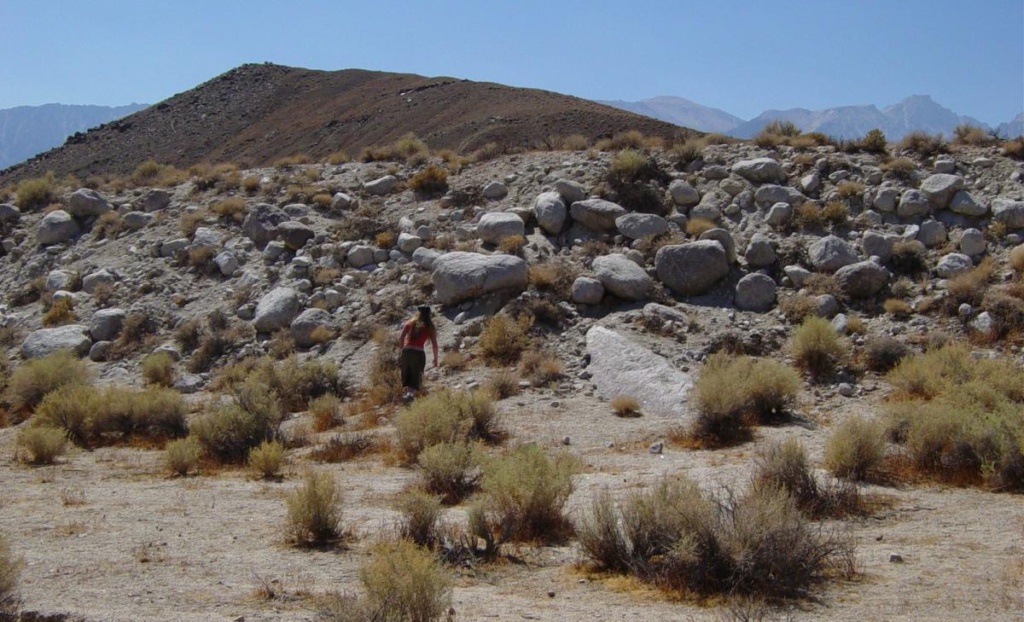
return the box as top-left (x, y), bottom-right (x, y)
top-left (309, 434), bottom-right (379, 463)
top-left (518, 350), bottom-right (564, 386)
top-left (946, 257), bottom-right (995, 311)
top-left (395, 389), bottom-right (500, 461)
top-left (881, 156), bottom-right (918, 182)
top-left (478, 314), bottom-right (530, 365)
top-left (859, 128), bottom-right (888, 154)
top-left (210, 196), bottom-right (246, 221)
top-left (418, 440), bottom-right (482, 504)
top-left (41, 297), bottom-right (77, 327)
top-left (577, 475), bottom-right (853, 598)
top-left (310, 393), bottom-right (343, 432)
top-left (190, 393), bottom-right (283, 464)
top-left (16, 426), bottom-right (67, 465)
top-left (0, 531), bottom-right (20, 614)
top-left (897, 131), bottom-right (947, 158)
top-left (408, 164), bottom-right (449, 196)
top-left (33, 384), bottom-right (186, 446)
top-left (889, 239), bottom-right (928, 275)
top-left (1003, 136), bottom-right (1024, 160)
top-left (691, 353), bottom-right (801, 446)
top-left (4, 350), bottom-right (90, 414)
top-left (15, 172), bottom-right (56, 211)
top-left (359, 541), bottom-right (452, 622)
top-left (485, 369), bottom-right (520, 400)
top-left (248, 440), bottom-right (285, 480)
top-left (610, 395), bottom-right (641, 418)
top-left (394, 490), bottom-right (444, 548)
top-left (824, 416), bottom-right (887, 481)
top-left (141, 351), bottom-right (176, 387)
top-left (285, 470), bottom-right (343, 547)
top-left (469, 445), bottom-right (580, 548)
top-left (863, 336), bottom-right (910, 372)
top-left (789, 316), bottom-right (848, 379)
top-left (164, 437), bottom-right (201, 476)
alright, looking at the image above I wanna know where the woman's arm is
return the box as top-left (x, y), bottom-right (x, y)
top-left (398, 322), bottom-right (410, 347)
top-left (430, 330), bottom-right (439, 366)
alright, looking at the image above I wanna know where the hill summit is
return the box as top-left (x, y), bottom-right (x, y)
top-left (1, 63), bottom-right (691, 184)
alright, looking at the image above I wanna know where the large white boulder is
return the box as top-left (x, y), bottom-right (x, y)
top-left (592, 254), bottom-right (651, 301)
top-left (731, 158), bottom-right (784, 184)
top-left (37, 210), bottom-right (80, 245)
top-left (477, 212), bottom-right (525, 245)
top-left (655, 241), bottom-right (730, 296)
top-left (21, 325), bottom-right (91, 359)
top-left (253, 287), bottom-right (301, 333)
top-left (569, 198), bottom-right (627, 231)
top-left (431, 252), bottom-right (528, 305)
top-left (534, 192), bottom-right (567, 235)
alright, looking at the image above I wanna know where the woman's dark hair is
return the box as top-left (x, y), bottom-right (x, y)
top-left (410, 306), bottom-right (434, 339)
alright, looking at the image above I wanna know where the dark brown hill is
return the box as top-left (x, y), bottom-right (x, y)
top-left (1, 63), bottom-right (694, 184)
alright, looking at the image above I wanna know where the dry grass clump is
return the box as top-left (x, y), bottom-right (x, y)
top-left (469, 445), bottom-right (580, 552)
top-left (309, 433), bottom-right (380, 463)
top-left (15, 172), bottom-right (57, 211)
top-left (248, 440), bottom-right (285, 480)
top-left (753, 439), bottom-right (862, 518)
top-left (418, 440), bottom-right (483, 504)
top-left (594, 130), bottom-right (648, 151)
top-left (41, 297), bottom-right (77, 327)
top-left (141, 351), bottom-right (176, 387)
top-left (190, 383), bottom-right (284, 463)
top-left (884, 344), bottom-right (1024, 490)
top-left (16, 426), bottom-right (67, 465)
top-left (365, 328), bottom-right (403, 406)
top-left (33, 384), bottom-right (187, 447)
top-left (897, 131), bottom-right (947, 158)
top-left (881, 156), bottom-right (918, 183)
top-left (789, 316), bottom-right (848, 380)
top-left (945, 256), bottom-right (995, 311)
top-left (498, 234), bottom-right (527, 256)
top-left (395, 389), bottom-right (500, 461)
top-left (952, 124), bottom-right (997, 146)
top-left (485, 369), bottom-right (520, 400)
top-left (518, 349), bottom-right (564, 386)
top-left (214, 355), bottom-right (346, 413)
top-left (210, 196), bottom-right (246, 222)
top-left (794, 201), bottom-right (825, 230)
top-left (823, 416), bottom-right (887, 481)
top-left (1009, 244), bottom-right (1024, 276)
top-left (0, 531), bottom-right (21, 614)
top-left (548, 133), bottom-right (591, 151)
top-left (527, 261), bottom-right (578, 298)
top-left (393, 490), bottom-right (444, 548)
top-left (241, 175), bottom-right (262, 194)
top-left (883, 298), bottom-right (912, 319)
top-left (179, 209), bottom-right (207, 237)
top-left (357, 541), bottom-right (452, 622)
top-left (285, 470), bottom-right (343, 548)
top-left (821, 201), bottom-right (850, 227)
top-left (690, 353), bottom-right (801, 447)
top-left (753, 119), bottom-right (802, 147)
top-left (1003, 136), bottom-right (1024, 160)
top-left (310, 394), bottom-right (343, 432)
top-left (164, 437), bottom-right (201, 476)
top-left (888, 239), bottom-right (928, 276)
top-left (862, 336), bottom-right (910, 372)
top-left (4, 350), bottom-right (90, 416)
top-left (576, 475), bottom-right (854, 599)
top-left (408, 164), bottom-right (449, 196)
top-left (610, 395), bottom-right (641, 418)
top-left (478, 314), bottom-right (531, 365)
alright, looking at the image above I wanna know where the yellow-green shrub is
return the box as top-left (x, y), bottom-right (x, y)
top-left (15, 173), bottom-right (57, 211)
top-left (0, 531), bottom-right (20, 613)
top-left (285, 470), bottom-right (343, 547)
top-left (248, 440), bottom-right (285, 479)
top-left (16, 426), bottom-right (67, 465)
top-left (479, 315), bottom-right (530, 365)
top-left (359, 541), bottom-right (451, 621)
top-left (4, 350), bottom-right (90, 414)
top-left (823, 416), bottom-right (887, 481)
top-left (789, 316), bottom-right (848, 379)
top-left (164, 437), bottom-right (201, 476)
top-left (395, 389), bottom-right (499, 460)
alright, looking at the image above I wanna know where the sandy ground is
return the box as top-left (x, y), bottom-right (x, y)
top-left (1, 382), bottom-right (1022, 622)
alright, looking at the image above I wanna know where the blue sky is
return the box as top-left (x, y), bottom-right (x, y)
top-left (1, 0), bottom-right (1021, 125)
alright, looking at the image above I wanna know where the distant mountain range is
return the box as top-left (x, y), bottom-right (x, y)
top-left (600, 95), bottom-right (1022, 140)
top-left (0, 103), bottom-right (149, 170)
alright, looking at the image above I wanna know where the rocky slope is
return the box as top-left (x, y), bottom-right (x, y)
top-left (0, 64), bottom-right (692, 185)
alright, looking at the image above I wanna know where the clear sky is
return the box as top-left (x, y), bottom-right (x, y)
top-left (1, 0), bottom-right (1021, 126)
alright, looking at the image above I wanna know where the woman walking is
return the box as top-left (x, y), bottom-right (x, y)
top-left (398, 305), bottom-right (439, 400)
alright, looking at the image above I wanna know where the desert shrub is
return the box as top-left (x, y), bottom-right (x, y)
top-left (141, 351), bottom-right (176, 387)
top-left (884, 346), bottom-right (1024, 490)
top-left (190, 395), bottom-right (283, 464)
top-left (881, 156), bottom-right (918, 182)
top-left (859, 128), bottom-right (888, 154)
top-left (4, 350), bottom-right (90, 414)
top-left (863, 336), bottom-right (909, 372)
top-left (778, 293), bottom-right (819, 322)
top-left (888, 239), bottom-right (928, 275)
top-left (242, 175), bottom-right (262, 194)
top-left (897, 131), bottom-right (947, 158)
top-left (93, 211), bottom-right (125, 240)
top-left (824, 416), bottom-right (887, 481)
top-left (439, 350), bottom-right (469, 372)
top-left (1003, 136), bottom-right (1024, 160)
top-left (610, 395), bottom-right (641, 418)
top-left (366, 329), bottom-right (403, 406)
top-left (753, 439), bottom-right (862, 518)
top-left (179, 209), bottom-right (206, 237)
top-left (789, 316), bottom-right (848, 380)
top-left (498, 234), bottom-right (526, 255)
top-left (164, 437), bottom-right (201, 476)
top-left (946, 256), bottom-right (994, 310)
top-left (210, 196), bottom-right (246, 222)
top-left (418, 440), bottom-right (483, 504)
top-left (408, 164), bottom-right (449, 196)
top-left (174, 318), bottom-right (203, 353)
top-left (310, 394), bottom-right (343, 431)
top-left (41, 297), bottom-right (77, 327)
top-left (285, 470), bottom-right (343, 547)
top-left (0, 531), bottom-right (21, 614)
top-left (952, 124), bottom-right (996, 146)
top-left (595, 130), bottom-right (647, 151)
top-left (393, 133), bottom-right (431, 162)
top-left (606, 149), bottom-right (660, 185)
top-left (485, 369), bottom-right (520, 400)
top-left (15, 172), bottom-right (57, 211)
top-left (34, 384), bottom-right (187, 446)
top-left (478, 314), bottom-right (530, 365)
top-left (470, 445), bottom-right (580, 549)
top-left (577, 475), bottom-right (853, 598)
top-left (518, 349), bottom-right (564, 386)
top-left (550, 133), bottom-right (590, 151)
top-left (309, 433), bottom-right (379, 463)
top-left (395, 389), bottom-right (500, 460)
top-left (16, 426), bottom-right (67, 465)
top-left (529, 260), bottom-right (578, 295)
top-left (268, 356), bottom-right (346, 412)
top-left (691, 354), bottom-right (801, 446)
top-left (883, 298), bottom-right (912, 319)
top-left (1010, 244), bottom-right (1024, 276)
top-left (359, 541), bottom-right (452, 622)
top-left (821, 201), bottom-right (850, 226)
top-left (794, 201), bottom-right (824, 230)
top-left (394, 490), bottom-right (444, 548)
top-left (248, 440), bottom-right (285, 480)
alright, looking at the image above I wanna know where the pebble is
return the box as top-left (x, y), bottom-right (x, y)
top-left (648, 441), bottom-right (664, 454)
top-left (889, 554), bottom-right (904, 563)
